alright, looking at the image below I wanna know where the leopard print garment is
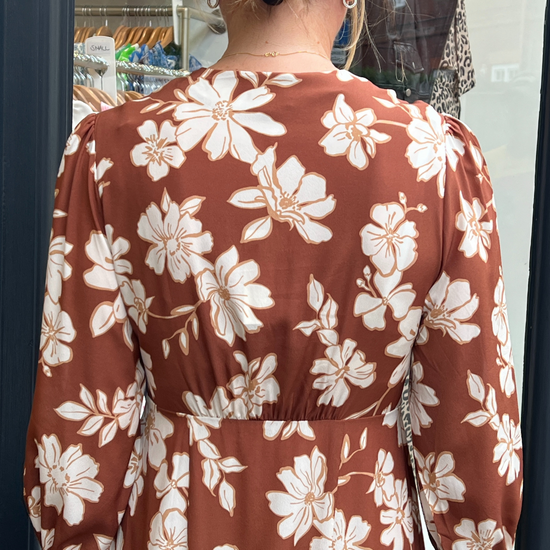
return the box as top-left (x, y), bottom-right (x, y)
top-left (429, 0), bottom-right (476, 118)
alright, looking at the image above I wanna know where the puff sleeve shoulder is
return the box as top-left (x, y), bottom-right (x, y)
top-left (23, 114), bottom-right (144, 550)
top-left (410, 114), bottom-right (523, 549)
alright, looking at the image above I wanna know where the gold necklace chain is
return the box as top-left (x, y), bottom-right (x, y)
top-left (219, 50), bottom-right (331, 61)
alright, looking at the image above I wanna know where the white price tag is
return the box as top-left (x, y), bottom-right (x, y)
top-left (85, 36), bottom-right (117, 104)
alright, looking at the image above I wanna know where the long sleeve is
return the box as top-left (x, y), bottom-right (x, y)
top-left (410, 115), bottom-right (522, 549)
top-left (23, 115), bottom-right (144, 550)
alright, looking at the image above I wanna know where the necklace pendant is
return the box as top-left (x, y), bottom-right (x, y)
top-left (264, 51), bottom-right (279, 57)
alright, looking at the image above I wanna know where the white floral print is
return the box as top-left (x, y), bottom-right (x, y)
top-left (263, 420), bottom-right (316, 441)
top-left (228, 352), bottom-right (280, 417)
top-left (409, 361), bottom-right (439, 435)
top-left (84, 226), bottom-right (132, 291)
top-left (148, 509), bottom-right (188, 550)
top-left (137, 191), bottom-right (213, 283)
top-left (173, 70), bottom-right (285, 164)
top-left (493, 413), bottom-right (522, 485)
top-left (120, 279), bottom-right (153, 334)
top-left (380, 478), bottom-right (414, 549)
top-left (267, 446), bottom-right (334, 544)
top-left (319, 93), bottom-right (391, 170)
top-left (228, 146), bottom-right (336, 244)
top-left (40, 295), bottom-right (76, 370)
top-left (491, 275), bottom-right (510, 346)
top-left (34, 434), bottom-right (103, 526)
top-left (130, 120), bottom-right (185, 182)
top-left (154, 452), bottom-right (189, 513)
top-left (456, 192), bottom-right (493, 262)
top-left (124, 436), bottom-right (146, 516)
top-left (196, 246), bottom-right (274, 346)
top-left (368, 449), bottom-right (395, 507)
top-left (46, 233), bottom-right (73, 303)
top-left (144, 400), bottom-right (175, 469)
top-left (58, 133), bottom-right (81, 177)
top-left (420, 272), bottom-right (481, 344)
top-left (360, 203), bottom-right (419, 276)
top-left (354, 270), bottom-right (416, 331)
top-left (414, 450), bottom-right (466, 513)
top-left (405, 106), bottom-right (465, 197)
top-left (310, 338), bottom-right (376, 407)
top-left (311, 508), bottom-right (371, 550)
top-left (452, 518), bottom-right (503, 550)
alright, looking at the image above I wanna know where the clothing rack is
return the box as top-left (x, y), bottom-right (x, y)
top-left (74, 51), bottom-right (190, 78)
top-left (75, 4), bottom-right (226, 72)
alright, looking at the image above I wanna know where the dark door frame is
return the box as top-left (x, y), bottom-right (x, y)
top-left (517, 0), bottom-right (550, 547)
top-left (1, 0), bottom-right (550, 547)
top-left (0, 0), bottom-right (75, 547)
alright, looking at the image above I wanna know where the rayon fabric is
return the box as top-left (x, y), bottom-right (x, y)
top-left (24, 66), bottom-right (522, 550)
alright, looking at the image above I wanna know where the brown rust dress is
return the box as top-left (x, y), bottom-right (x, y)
top-left (24, 66), bottom-right (522, 550)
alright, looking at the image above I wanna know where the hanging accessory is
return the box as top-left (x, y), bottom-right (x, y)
top-left (343, 0), bottom-right (357, 8)
top-left (207, 0), bottom-right (220, 8)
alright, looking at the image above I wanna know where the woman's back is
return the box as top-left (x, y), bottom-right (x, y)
top-left (24, 67), bottom-right (522, 550)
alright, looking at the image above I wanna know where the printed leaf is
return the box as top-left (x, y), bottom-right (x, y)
top-left (317, 329), bottom-right (338, 346)
top-left (241, 216), bottom-right (273, 243)
top-left (374, 97), bottom-right (397, 109)
top-left (267, 74), bottom-right (301, 87)
top-left (239, 71), bottom-right (259, 87)
top-left (157, 104), bottom-right (178, 114)
top-left (162, 339), bottom-right (171, 359)
top-left (198, 439), bottom-right (221, 460)
top-left (294, 320), bottom-right (320, 337)
top-left (140, 101), bottom-right (163, 114)
top-left (161, 189), bottom-right (172, 213)
top-left (489, 414), bottom-right (500, 431)
top-left (227, 187), bottom-right (266, 209)
top-left (179, 329), bottom-right (190, 356)
top-left (170, 305), bottom-right (195, 315)
top-left (462, 410), bottom-right (491, 427)
top-left (337, 475), bottom-right (351, 487)
top-left (470, 143), bottom-right (484, 171)
top-left (99, 420), bottom-right (118, 447)
top-left (191, 315), bottom-right (199, 340)
top-left (341, 434), bottom-right (351, 463)
top-left (94, 535), bottom-right (113, 550)
top-left (467, 370), bottom-right (485, 403)
top-left (90, 302), bottom-right (116, 337)
top-left (486, 386), bottom-right (498, 417)
top-left (55, 402), bottom-right (92, 421)
top-left (307, 275), bottom-right (324, 313)
top-left (202, 458), bottom-right (221, 493)
top-left (174, 89), bottom-right (188, 102)
top-left (219, 456), bottom-right (247, 474)
top-left (113, 293), bottom-right (127, 322)
top-left (319, 295), bottom-right (339, 329)
top-left (79, 415), bottom-right (105, 436)
top-left (219, 479), bottom-right (236, 516)
top-left (180, 196), bottom-right (205, 218)
top-left (123, 320), bottom-right (134, 351)
top-left (79, 385), bottom-right (96, 411)
top-left (407, 104), bottom-right (422, 119)
top-left (96, 390), bottom-right (110, 415)
top-left (359, 428), bottom-right (368, 449)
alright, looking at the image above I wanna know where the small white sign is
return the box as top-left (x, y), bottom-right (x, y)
top-left (85, 36), bottom-right (117, 104)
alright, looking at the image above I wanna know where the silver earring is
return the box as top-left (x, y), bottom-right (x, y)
top-left (343, 0), bottom-right (357, 8)
top-left (207, 0), bottom-right (220, 8)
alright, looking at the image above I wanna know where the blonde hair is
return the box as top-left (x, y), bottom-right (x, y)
top-left (216, 0), bottom-right (368, 71)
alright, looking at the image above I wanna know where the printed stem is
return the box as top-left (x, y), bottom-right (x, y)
top-left (376, 120), bottom-right (408, 129)
top-left (373, 386), bottom-right (392, 417)
top-left (149, 300), bottom-right (202, 320)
